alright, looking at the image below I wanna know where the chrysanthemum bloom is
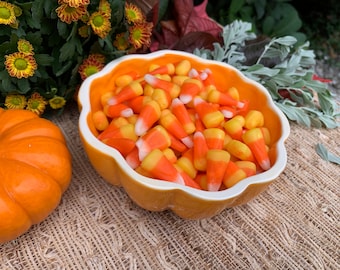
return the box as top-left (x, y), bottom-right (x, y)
top-left (125, 3), bottom-right (145, 24)
top-left (78, 25), bottom-right (90, 38)
top-left (4, 94), bottom-right (26, 110)
top-left (88, 53), bottom-right (106, 64)
top-left (113, 33), bottom-right (129, 51)
top-left (59, 0), bottom-right (90, 8)
top-left (88, 11), bottom-right (111, 39)
top-left (78, 56), bottom-right (105, 80)
top-left (5, 52), bottom-right (37, 79)
top-left (12, 4), bottom-right (22, 17)
top-left (26, 93), bottom-right (48, 115)
top-left (129, 22), bottom-right (153, 49)
top-left (56, 3), bottom-right (87, 24)
top-left (98, 0), bottom-right (111, 18)
top-left (0, 1), bottom-right (16, 25)
top-left (49, 96), bottom-right (66, 109)
top-left (17, 39), bottom-right (34, 54)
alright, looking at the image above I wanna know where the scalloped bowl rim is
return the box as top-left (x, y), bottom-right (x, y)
top-left (78, 50), bottom-right (290, 201)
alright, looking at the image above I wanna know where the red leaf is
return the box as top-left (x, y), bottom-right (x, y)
top-left (151, 0), bottom-right (222, 52)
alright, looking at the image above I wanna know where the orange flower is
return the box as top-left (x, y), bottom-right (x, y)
top-left (78, 55), bottom-right (105, 80)
top-left (113, 32), bottom-right (129, 51)
top-left (88, 11), bottom-right (111, 39)
top-left (56, 3), bottom-right (87, 24)
top-left (125, 3), bottom-right (145, 24)
top-left (98, 0), bottom-right (111, 18)
top-left (87, 53), bottom-right (106, 64)
top-left (5, 52), bottom-right (37, 79)
top-left (26, 92), bottom-right (48, 115)
top-left (78, 25), bottom-right (90, 38)
top-left (58, 0), bottom-right (90, 8)
top-left (129, 22), bottom-right (153, 49)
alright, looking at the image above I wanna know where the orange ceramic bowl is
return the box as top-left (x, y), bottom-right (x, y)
top-left (78, 50), bottom-right (290, 219)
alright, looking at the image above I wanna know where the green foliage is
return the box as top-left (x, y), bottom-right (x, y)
top-left (315, 143), bottom-right (340, 165)
top-left (206, 0), bottom-right (306, 44)
top-left (194, 21), bottom-right (339, 129)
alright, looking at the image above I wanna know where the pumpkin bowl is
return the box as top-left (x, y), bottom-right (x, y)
top-left (78, 50), bottom-right (290, 219)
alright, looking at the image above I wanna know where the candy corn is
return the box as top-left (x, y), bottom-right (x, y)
top-left (159, 110), bottom-right (193, 148)
top-left (92, 110), bottom-right (109, 131)
top-left (193, 96), bottom-right (224, 128)
top-left (108, 81), bottom-right (143, 105)
top-left (203, 128), bottom-right (225, 150)
top-left (225, 139), bottom-right (254, 162)
top-left (193, 131), bottom-right (209, 171)
top-left (223, 161), bottom-right (247, 188)
top-left (242, 128), bottom-right (270, 170)
top-left (207, 89), bottom-right (244, 108)
top-left (175, 59), bottom-right (191, 75)
top-left (140, 149), bottom-right (185, 185)
top-left (170, 98), bottom-right (196, 134)
top-left (244, 110), bottom-right (264, 129)
top-left (179, 78), bottom-right (203, 104)
top-left (206, 149), bottom-right (230, 191)
top-left (135, 100), bottom-right (161, 136)
top-left (144, 74), bottom-right (180, 98)
top-left (136, 125), bottom-right (171, 160)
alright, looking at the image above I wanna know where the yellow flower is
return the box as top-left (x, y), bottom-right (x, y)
top-left (4, 94), bottom-right (26, 109)
top-left (49, 96), bottom-right (66, 109)
top-left (129, 22), bottom-right (153, 49)
top-left (17, 39), bottom-right (34, 55)
top-left (56, 3), bottom-right (87, 24)
top-left (59, 0), bottom-right (90, 8)
top-left (88, 11), bottom-right (111, 39)
top-left (78, 56), bottom-right (104, 80)
top-left (5, 52), bottom-right (38, 79)
top-left (98, 0), bottom-right (111, 18)
top-left (12, 4), bottom-right (22, 17)
top-left (0, 1), bottom-right (16, 25)
top-left (125, 3), bottom-right (145, 24)
top-left (26, 93), bottom-right (48, 115)
top-left (113, 33), bottom-right (129, 51)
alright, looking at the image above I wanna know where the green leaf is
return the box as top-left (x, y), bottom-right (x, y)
top-left (316, 144), bottom-right (340, 165)
top-left (17, 79), bottom-right (31, 94)
top-left (35, 54), bottom-right (54, 66)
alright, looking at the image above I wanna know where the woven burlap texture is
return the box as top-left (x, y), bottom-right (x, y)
top-left (0, 106), bottom-right (339, 270)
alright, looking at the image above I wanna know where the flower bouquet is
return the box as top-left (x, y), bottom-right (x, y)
top-left (0, 0), bottom-right (153, 115)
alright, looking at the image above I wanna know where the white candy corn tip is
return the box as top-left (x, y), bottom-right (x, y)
top-left (260, 159), bottom-right (271, 171)
top-left (144, 74), bottom-right (155, 85)
top-left (135, 139), bottom-right (149, 161)
top-left (135, 119), bottom-right (148, 136)
top-left (121, 108), bottom-right (134, 117)
top-left (107, 97), bottom-right (117, 105)
top-left (237, 101), bottom-right (245, 109)
top-left (179, 94), bottom-right (193, 104)
top-left (181, 136), bottom-right (193, 148)
top-left (221, 110), bottom-right (234, 118)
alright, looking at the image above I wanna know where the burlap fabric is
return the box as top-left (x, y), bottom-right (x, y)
top-left (1, 105), bottom-right (339, 270)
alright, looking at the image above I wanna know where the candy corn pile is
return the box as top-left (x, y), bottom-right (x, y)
top-left (92, 59), bottom-right (272, 191)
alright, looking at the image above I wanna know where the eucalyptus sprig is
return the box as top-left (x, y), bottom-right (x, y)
top-left (194, 20), bottom-right (339, 128)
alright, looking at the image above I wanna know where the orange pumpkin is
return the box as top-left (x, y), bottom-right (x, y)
top-left (0, 108), bottom-right (72, 243)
